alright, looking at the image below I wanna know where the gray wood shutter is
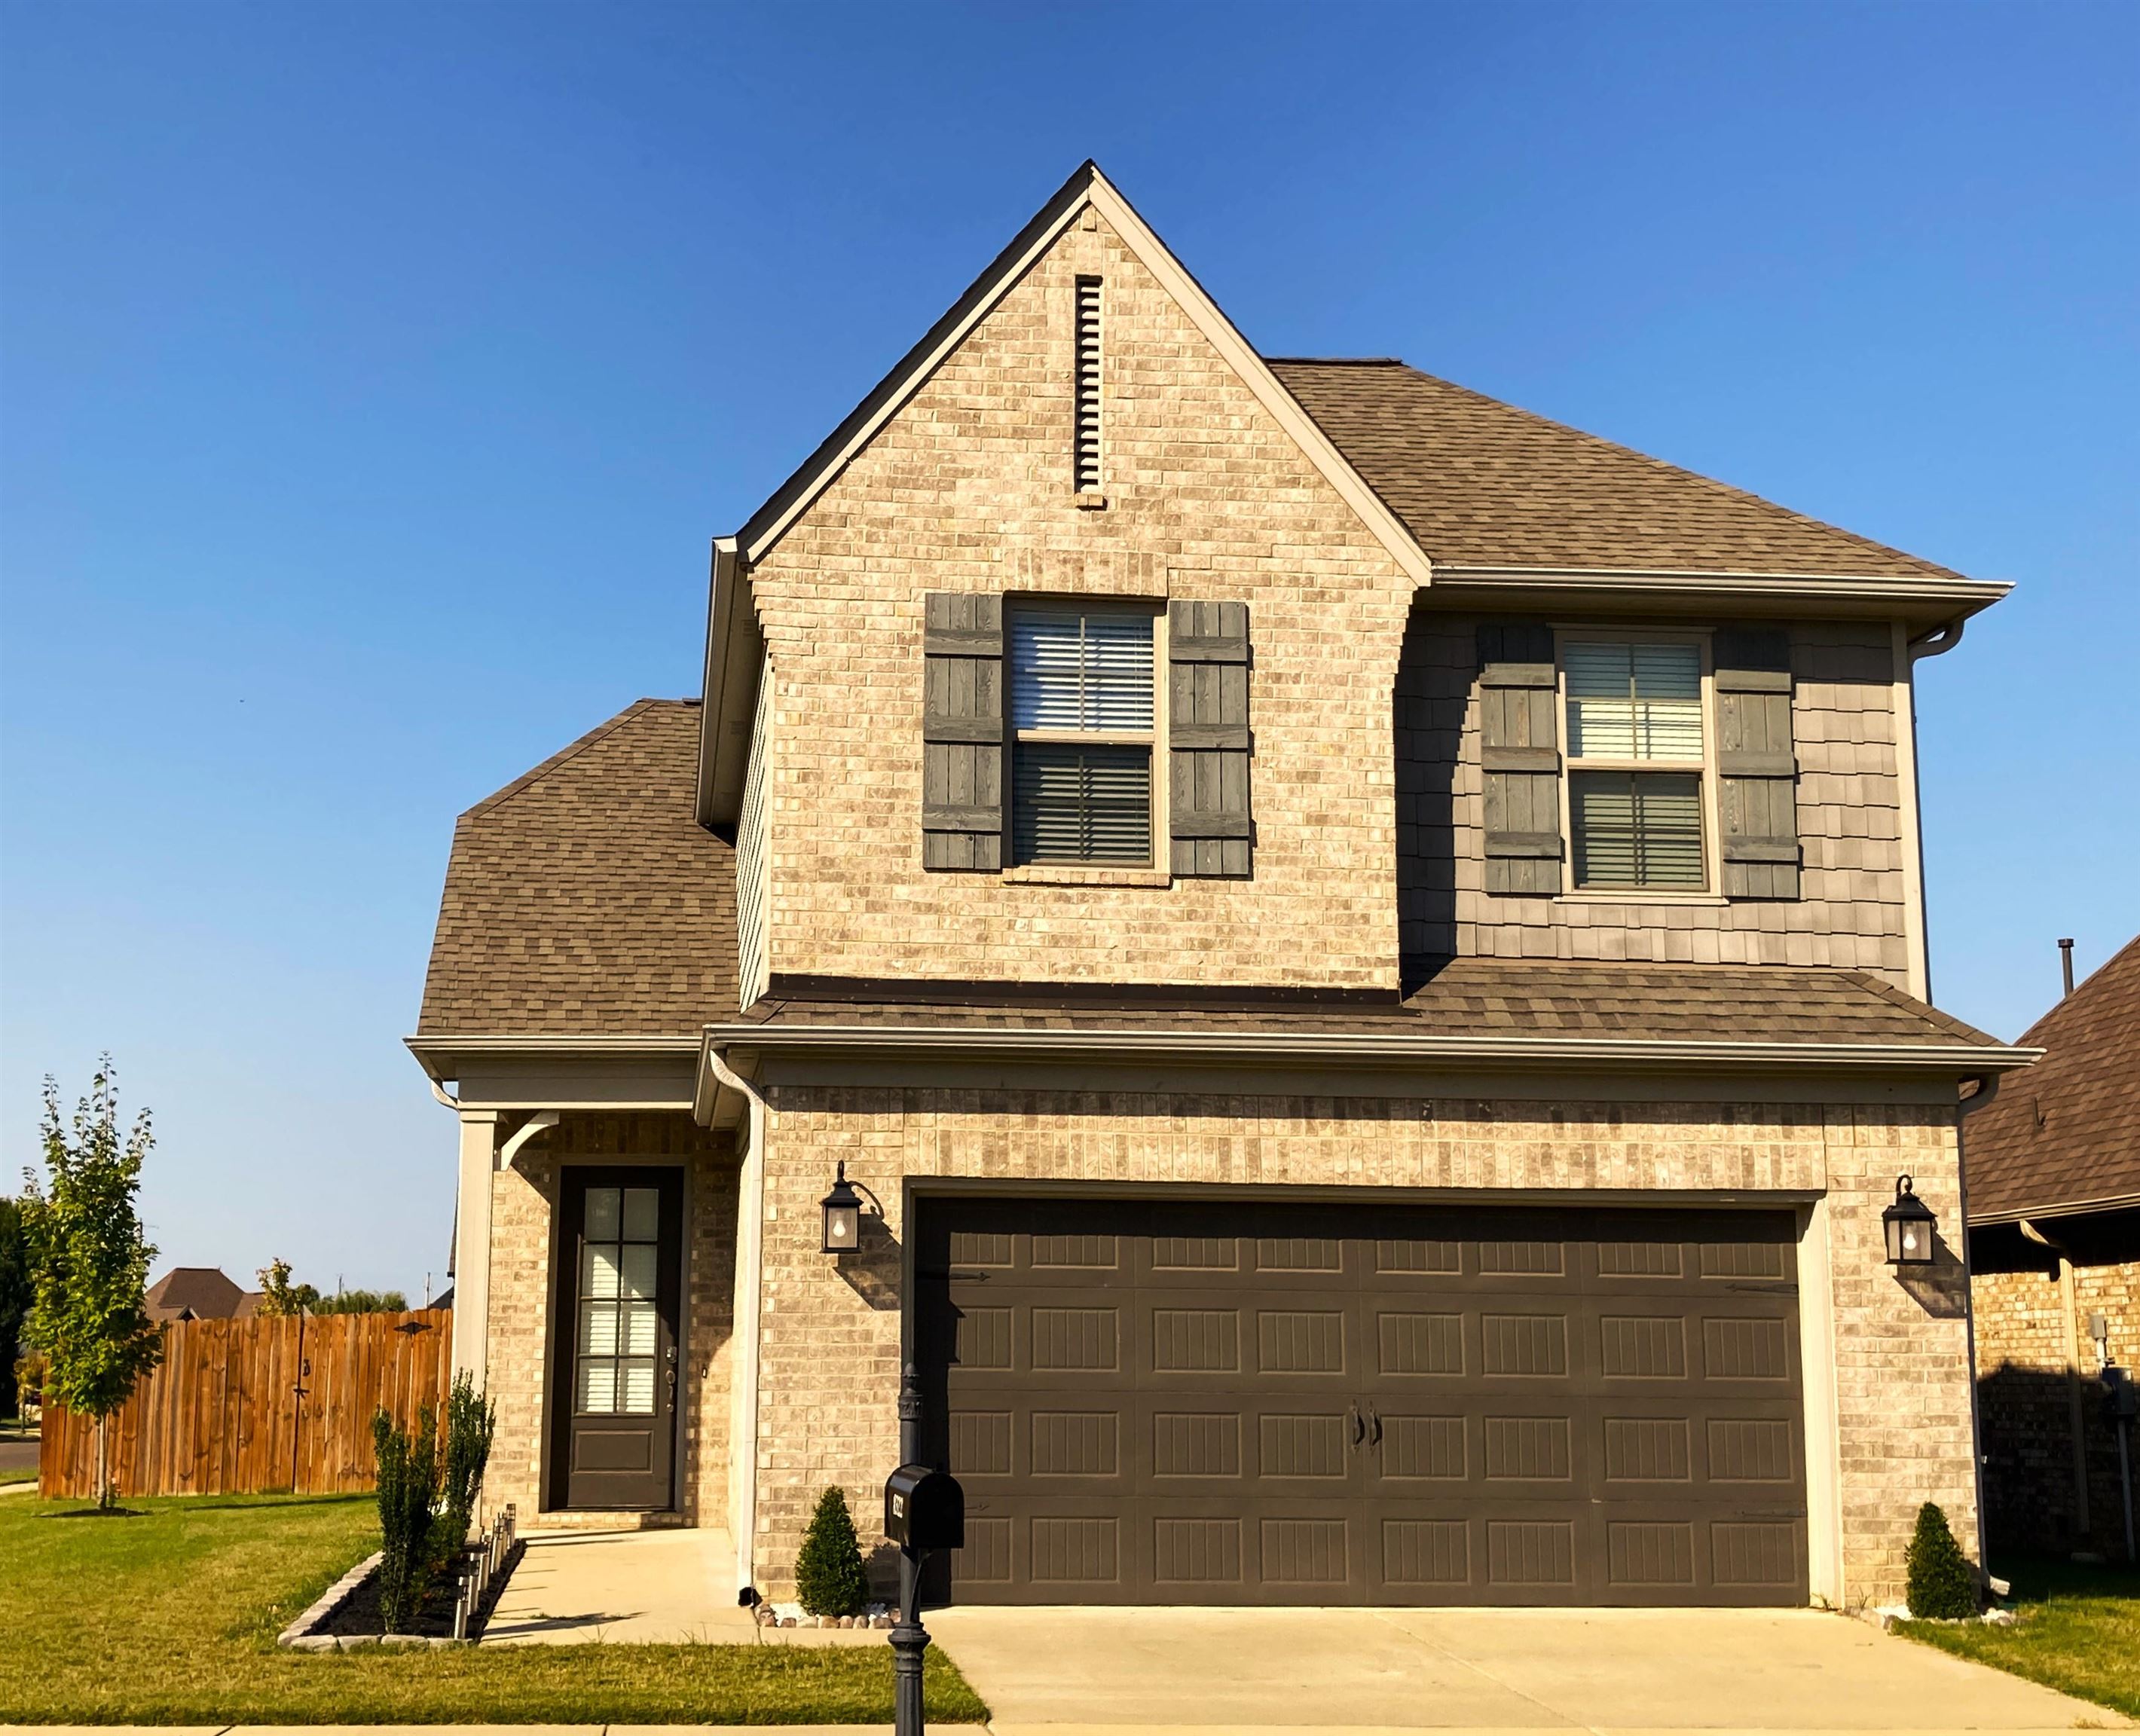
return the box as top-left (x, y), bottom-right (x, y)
top-left (922, 593), bottom-right (1004, 872)
top-left (1714, 627), bottom-right (1801, 900)
top-left (1477, 621), bottom-right (1562, 895)
top-left (1168, 600), bottom-right (1252, 877)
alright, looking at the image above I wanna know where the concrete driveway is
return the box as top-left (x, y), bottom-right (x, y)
top-left (926, 1605), bottom-right (2129, 1734)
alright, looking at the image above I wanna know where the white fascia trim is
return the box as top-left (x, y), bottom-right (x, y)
top-left (1430, 564), bottom-right (2011, 613)
top-left (702, 1023), bottom-right (2039, 1074)
top-left (735, 164), bottom-right (1434, 588)
top-left (695, 536), bottom-right (745, 827)
top-left (1966, 1190), bottom-right (2140, 1227)
top-left (405, 1034), bottom-right (702, 1077)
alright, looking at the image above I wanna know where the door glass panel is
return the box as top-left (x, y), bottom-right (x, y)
top-left (574, 1180), bottom-right (665, 1418)
top-left (577, 1358), bottom-right (616, 1414)
top-left (580, 1300), bottom-right (619, 1356)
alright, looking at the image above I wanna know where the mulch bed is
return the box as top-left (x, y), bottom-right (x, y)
top-left (315, 1542), bottom-right (524, 1643)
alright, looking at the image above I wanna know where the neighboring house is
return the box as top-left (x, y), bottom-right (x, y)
top-left (144, 1267), bottom-right (262, 1323)
top-left (1966, 936), bottom-right (2140, 1559)
top-left (411, 163), bottom-right (2035, 1612)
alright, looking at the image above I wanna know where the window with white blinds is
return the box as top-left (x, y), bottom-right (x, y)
top-left (1566, 642), bottom-right (1703, 759)
top-left (1570, 771), bottom-right (1706, 890)
top-left (1562, 638), bottom-right (1709, 892)
top-left (1010, 605), bottom-right (1154, 865)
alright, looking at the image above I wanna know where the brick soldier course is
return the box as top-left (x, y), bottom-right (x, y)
top-left (412, 162), bottom-right (2031, 1613)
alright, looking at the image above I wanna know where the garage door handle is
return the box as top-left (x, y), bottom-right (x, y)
top-left (1348, 1404), bottom-right (1365, 1447)
top-left (1366, 1404), bottom-right (1383, 1447)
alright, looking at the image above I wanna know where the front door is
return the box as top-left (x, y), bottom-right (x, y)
top-left (549, 1166), bottom-right (683, 1510)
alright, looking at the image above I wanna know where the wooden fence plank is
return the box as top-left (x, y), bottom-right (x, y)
top-left (38, 1310), bottom-right (452, 1498)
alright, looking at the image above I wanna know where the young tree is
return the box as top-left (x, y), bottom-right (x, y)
top-left (0, 1197), bottom-right (29, 1423)
top-left (254, 1258), bottom-right (320, 1318)
top-left (21, 1059), bottom-right (163, 1508)
top-left (1904, 1500), bottom-right (1978, 1618)
top-left (794, 1485), bottom-right (870, 1618)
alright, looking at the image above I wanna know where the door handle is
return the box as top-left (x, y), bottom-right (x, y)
top-left (1366, 1404), bottom-right (1383, 1447)
top-left (1348, 1403), bottom-right (1365, 1447)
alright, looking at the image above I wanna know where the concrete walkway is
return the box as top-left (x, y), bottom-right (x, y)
top-left (928, 1603), bottom-right (2130, 1732)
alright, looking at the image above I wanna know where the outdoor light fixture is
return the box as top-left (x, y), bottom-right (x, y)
top-left (820, 1162), bottom-right (866, 1255)
top-left (1882, 1174), bottom-right (1938, 1266)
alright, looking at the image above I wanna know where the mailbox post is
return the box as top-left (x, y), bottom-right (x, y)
top-left (884, 1364), bottom-right (963, 1736)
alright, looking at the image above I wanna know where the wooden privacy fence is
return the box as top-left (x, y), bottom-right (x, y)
top-left (40, 1309), bottom-right (453, 1498)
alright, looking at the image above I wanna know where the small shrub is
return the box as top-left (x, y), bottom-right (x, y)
top-left (372, 1406), bottom-right (442, 1632)
top-left (440, 1371), bottom-right (496, 1550)
top-left (1904, 1500), bottom-right (1977, 1618)
top-left (794, 1485), bottom-right (869, 1618)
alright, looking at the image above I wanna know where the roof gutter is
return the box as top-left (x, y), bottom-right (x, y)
top-left (1967, 1190), bottom-right (2140, 1230)
top-left (405, 1034), bottom-right (702, 1080)
top-left (700, 1022), bottom-right (2038, 1075)
top-left (1427, 564), bottom-right (2010, 632)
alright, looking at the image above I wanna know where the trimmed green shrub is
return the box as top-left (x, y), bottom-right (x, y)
top-left (795, 1485), bottom-right (869, 1618)
top-left (440, 1371), bottom-right (497, 1551)
top-left (372, 1406), bottom-right (442, 1632)
top-left (1904, 1500), bottom-right (1977, 1618)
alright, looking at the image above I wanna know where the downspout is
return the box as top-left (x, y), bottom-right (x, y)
top-left (2018, 1215), bottom-right (2093, 1541)
top-left (705, 1044), bottom-right (767, 1605)
top-left (1955, 1065), bottom-right (2003, 1579)
top-left (1895, 617), bottom-right (1967, 1005)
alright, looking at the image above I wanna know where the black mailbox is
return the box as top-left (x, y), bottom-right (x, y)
top-left (884, 1463), bottom-right (964, 1551)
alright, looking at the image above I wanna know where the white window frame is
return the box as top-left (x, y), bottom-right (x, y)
top-left (1554, 627), bottom-right (1725, 902)
top-left (1004, 598), bottom-right (1166, 873)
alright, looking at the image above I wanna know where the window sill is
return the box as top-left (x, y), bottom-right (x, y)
top-left (1072, 491), bottom-right (1109, 511)
top-left (1556, 890), bottom-right (1729, 906)
top-left (1002, 864), bottom-right (1171, 888)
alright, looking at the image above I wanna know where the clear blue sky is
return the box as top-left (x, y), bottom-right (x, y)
top-left (3, 2), bottom-right (2134, 1299)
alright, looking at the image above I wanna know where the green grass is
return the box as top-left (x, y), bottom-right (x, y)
top-left (1898, 1553), bottom-right (2140, 1722)
top-left (0, 1465), bottom-right (36, 1485)
top-left (0, 1491), bottom-right (989, 1724)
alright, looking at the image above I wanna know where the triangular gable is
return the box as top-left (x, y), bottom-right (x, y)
top-left (732, 161), bottom-right (1434, 587)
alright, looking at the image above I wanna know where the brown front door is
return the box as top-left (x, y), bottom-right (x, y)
top-left (549, 1166), bottom-right (683, 1511)
top-left (917, 1197), bottom-right (1807, 1606)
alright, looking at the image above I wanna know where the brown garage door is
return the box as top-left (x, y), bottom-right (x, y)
top-left (916, 1197), bottom-right (1806, 1606)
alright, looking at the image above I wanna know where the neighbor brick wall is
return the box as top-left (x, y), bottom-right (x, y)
top-left (1975, 1256), bottom-right (2140, 1556)
top-left (744, 1086), bottom-right (1974, 1607)
top-left (482, 1113), bottom-right (738, 1530)
top-left (1396, 612), bottom-right (1911, 983)
top-left (745, 210), bottom-right (1416, 996)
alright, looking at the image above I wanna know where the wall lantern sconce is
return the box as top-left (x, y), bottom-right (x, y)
top-left (820, 1162), bottom-right (881, 1255)
top-left (1882, 1174), bottom-right (1937, 1266)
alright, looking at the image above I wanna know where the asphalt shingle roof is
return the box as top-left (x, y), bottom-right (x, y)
top-left (416, 700), bottom-right (738, 1036)
top-left (1267, 359), bottom-right (1964, 581)
top-left (1963, 937), bottom-right (2140, 1221)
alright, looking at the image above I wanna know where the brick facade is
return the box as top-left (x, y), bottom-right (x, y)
top-left (746, 1085), bottom-right (1976, 1609)
top-left (482, 1113), bottom-right (738, 1530)
top-left (1975, 1257), bottom-right (2140, 1557)
top-left (747, 211), bottom-right (1414, 996)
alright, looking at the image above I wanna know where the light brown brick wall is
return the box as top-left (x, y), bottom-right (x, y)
top-left (747, 212), bottom-right (1415, 995)
top-left (746, 1085), bottom-right (1974, 1607)
top-left (1974, 1255), bottom-right (2140, 1555)
top-left (483, 1113), bottom-right (739, 1529)
top-left (1396, 612), bottom-right (1910, 981)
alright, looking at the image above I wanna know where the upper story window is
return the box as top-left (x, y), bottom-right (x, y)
top-left (1009, 604), bottom-right (1154, 865)
top-left (1563, 640), bottom-right (1706, 891)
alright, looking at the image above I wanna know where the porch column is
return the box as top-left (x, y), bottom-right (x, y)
top-left (451, 1110), bottom-right (500, 1385)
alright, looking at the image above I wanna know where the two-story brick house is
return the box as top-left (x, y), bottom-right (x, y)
top-left (411, 163), bottom-right (2032, 1612)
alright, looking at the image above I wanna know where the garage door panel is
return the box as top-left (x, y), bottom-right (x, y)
top-left (922, 1197), bottom-right (1808, 1607)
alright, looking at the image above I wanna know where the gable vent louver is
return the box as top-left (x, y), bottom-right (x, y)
top-left (1073, 275), bottom-right (1102, 493)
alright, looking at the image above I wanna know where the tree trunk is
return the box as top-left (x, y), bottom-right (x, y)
top-left (96, 1411), bottom-right (110, 1510)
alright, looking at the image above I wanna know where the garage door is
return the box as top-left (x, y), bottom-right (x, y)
top-left (915, 1197), bottom-right (1807, 1606)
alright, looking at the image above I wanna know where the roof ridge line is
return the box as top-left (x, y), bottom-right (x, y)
top-left (461, 698), bottom-right (665, 822)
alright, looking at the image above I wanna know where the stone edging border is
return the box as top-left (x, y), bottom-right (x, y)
top-left (277, 1552), bottom-right (472, 1652)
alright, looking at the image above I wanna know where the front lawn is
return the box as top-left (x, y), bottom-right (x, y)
top-left (1898, 1554), bottom-right (2140, 1722)
top-left (0, 1465), bottom-right (37, 1485)
top-left (0, 1491), bottom-right (987, 1724)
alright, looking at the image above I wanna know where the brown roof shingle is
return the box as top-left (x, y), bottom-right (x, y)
top-left (733, 959), bottom-right (2002, 1050)
top-left (1267, 359), bottom-right (1964, 581)
top-left (1963, 936), bottom-right (2140, 1221)
top-left (417, 700), bottom-right (738, 1035)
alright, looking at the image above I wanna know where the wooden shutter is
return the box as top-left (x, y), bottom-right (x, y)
top-left (1477, 621), bottom-right (1562, 895)
top-left (1714, 627), bottom-right (1800, 900)
top-left (922, 593), bottom-right (1004, 872)
top-left (1168, 600), bottom-right (1251, 878)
